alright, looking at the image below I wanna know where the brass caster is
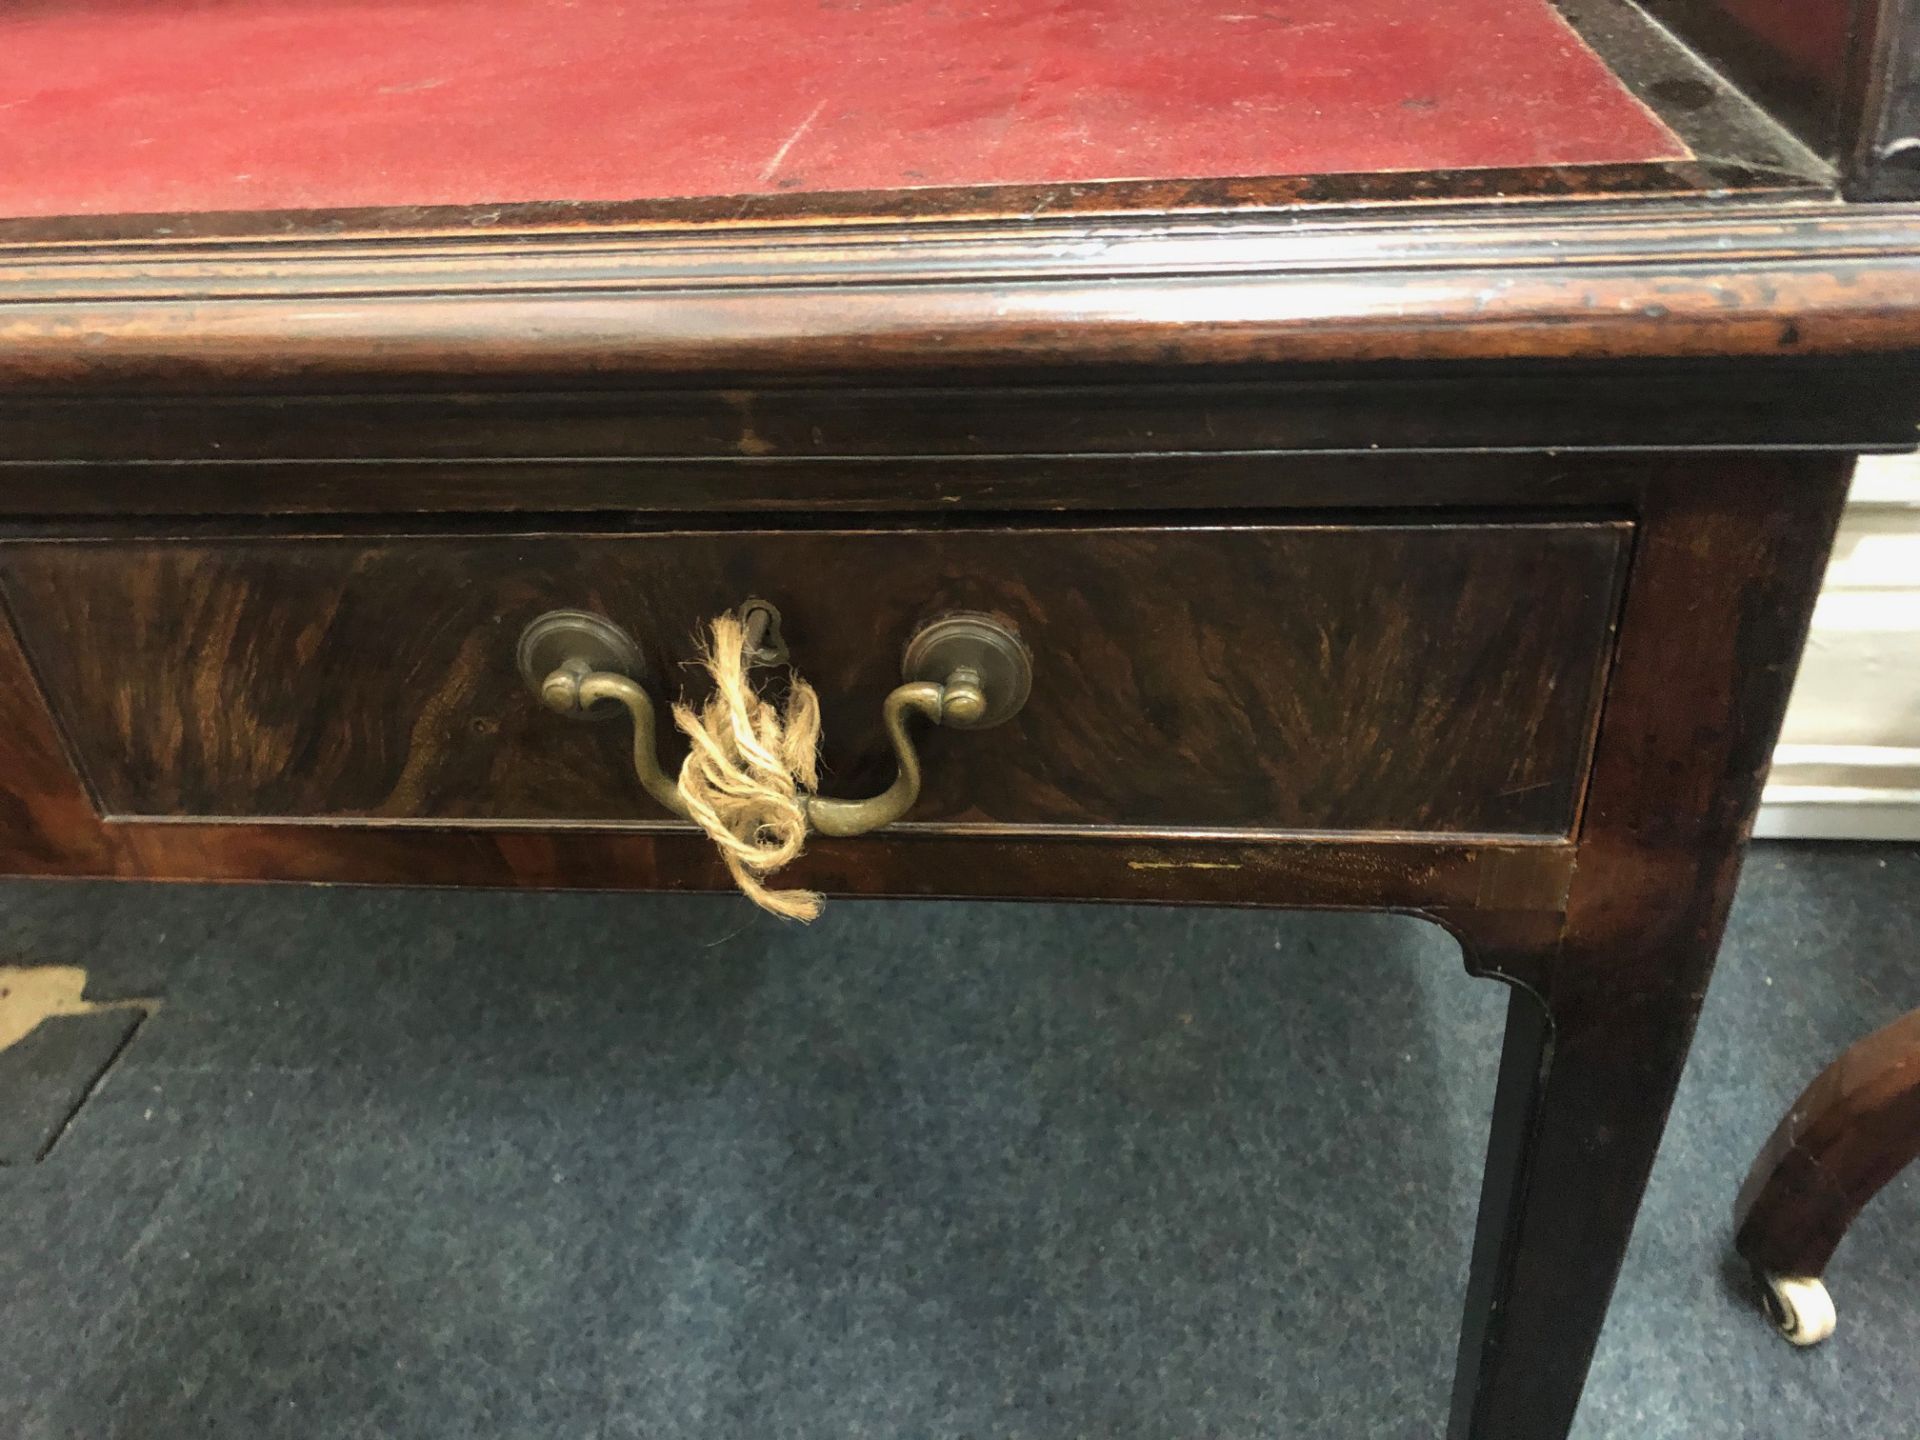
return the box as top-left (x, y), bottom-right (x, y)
top-left (1761, 1272), bottom-right (1836, 1347)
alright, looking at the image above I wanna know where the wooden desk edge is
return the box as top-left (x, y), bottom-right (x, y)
top-left (2, 198), bottom-right (1920, 390)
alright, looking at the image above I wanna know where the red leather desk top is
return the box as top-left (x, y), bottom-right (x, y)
top-left (0, 0), bottom-right (1685, 218)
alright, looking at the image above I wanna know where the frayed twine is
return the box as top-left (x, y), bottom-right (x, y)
top-left (671, 612), bottom-right (826, 921)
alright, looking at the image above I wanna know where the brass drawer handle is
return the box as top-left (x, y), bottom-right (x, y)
top-left (521, 605), bottom-right (1031, 916)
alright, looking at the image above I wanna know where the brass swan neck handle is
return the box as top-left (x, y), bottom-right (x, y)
top-left (522, 607), bottom-right (1031, 838)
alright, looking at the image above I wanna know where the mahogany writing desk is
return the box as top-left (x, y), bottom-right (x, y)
top-left (3, 2), bottom-right (1920, 1435)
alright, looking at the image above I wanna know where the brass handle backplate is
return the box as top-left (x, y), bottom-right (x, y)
top-left (522, 604), bottom-right (1031, 836)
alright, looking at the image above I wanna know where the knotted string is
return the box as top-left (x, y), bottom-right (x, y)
top-left (671, 612), bottom-right (826, 921)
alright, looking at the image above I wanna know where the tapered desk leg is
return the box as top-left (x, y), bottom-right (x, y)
top-left (1447, 933), bottom-right (1718, 1440)
top-left (1733, 1005), bottom-right (1920, 1345)
top-left (1440, 457), bottom-right (1854, 1438)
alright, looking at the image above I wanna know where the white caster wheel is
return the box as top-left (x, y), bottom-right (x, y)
top-left (1761, 1273), bottom-right (1836, 1347)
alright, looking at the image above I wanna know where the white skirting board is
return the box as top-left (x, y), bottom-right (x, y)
top-left (1756, 749), bottom-right (1920, 839)
top-left (1754, 794), bottom-right (1920, 840)
top-left (1756, 456), bottom-right (1920, 840)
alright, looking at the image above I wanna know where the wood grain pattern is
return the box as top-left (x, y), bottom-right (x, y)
top-left (0, 521), bottom-right (1627, 838)
top-left (4, 200), bottom-right (1919, 393)
top-left (0, 610), bottom-right (119, 875)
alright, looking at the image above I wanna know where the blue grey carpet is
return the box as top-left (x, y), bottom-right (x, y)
top-left (0, 841), bottom-right (1913, 1438)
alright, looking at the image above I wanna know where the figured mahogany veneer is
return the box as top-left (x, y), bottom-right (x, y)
top-left (0, 521), bottom-right (1626, 835)
top-left (0, 0), bottom-right (1685, 220)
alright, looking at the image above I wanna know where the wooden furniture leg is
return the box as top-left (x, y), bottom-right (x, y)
top-left (1733, 1006), bottom-right (1920, 1346)
top-left (1442, 458), bottom-right (1852, 1440)
top-left (1445, 918), bottom-right (1730, 1440)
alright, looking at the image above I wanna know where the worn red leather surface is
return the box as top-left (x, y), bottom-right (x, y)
top-left (0, 0), bottom-right (1685, 218)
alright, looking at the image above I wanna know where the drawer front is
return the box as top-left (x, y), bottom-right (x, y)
top-left (0, 522), bottom-right (1627, 837)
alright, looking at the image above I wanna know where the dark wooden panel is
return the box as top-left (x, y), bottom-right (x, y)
top-left (112, 829), bottom-right (1579, 915)
top-left (0, 521), bottom-right (1627, 837)
top-left (1845, 0), bottom-right (1920, 197)
top-left (2, 362), bottom-right (1915, 477)
top-left (0, 605), bottom-right (120, 874)
top-left (0, 584), bottom-right (1586, 914)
